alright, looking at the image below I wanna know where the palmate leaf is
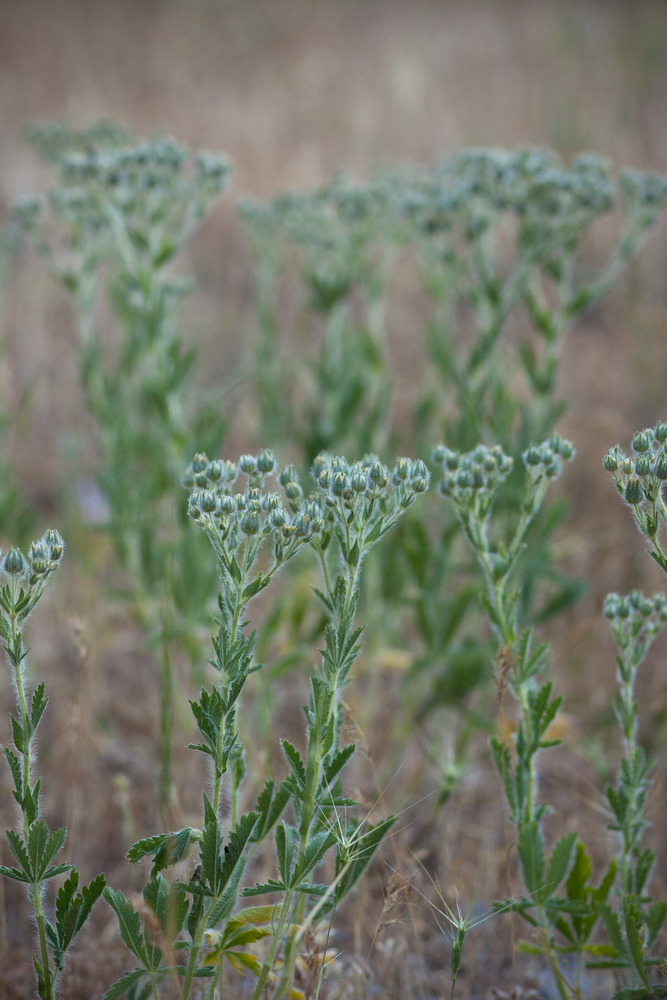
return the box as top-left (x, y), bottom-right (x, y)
top-left (53, 870), bottom-right (106, 963)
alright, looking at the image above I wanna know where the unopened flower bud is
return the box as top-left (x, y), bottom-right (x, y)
top-left (257, 449), bottom-right (275, 474)
top-left (602, 451), bottom-right (620, 472)
top-left (632, 429), bottom-right (652, 454)
top-left (239, 455), bottom-right (256, 474)
top-left (635, 455), bottom-right (652, 477)
top-left (240, 511), bottom-right (260, 535)
top-left (44, 529), bottom-right (64, 561)
top-left (199, 491), bottom-right (218, 514)
top-left (625, 477), bottom-right (643, 505)
top-left (206, 460), bottom-right (224, 482)
top-left (4, 548), bottom-right (23, 575)
top-left (191, 453), bottom-right (209, 473)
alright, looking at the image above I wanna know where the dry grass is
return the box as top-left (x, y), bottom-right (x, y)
top-left (1, 1), bottom-right (667, 996)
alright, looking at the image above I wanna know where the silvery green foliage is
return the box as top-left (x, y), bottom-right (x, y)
top-left (0, 532), bottom-right (105, 1000)
top-left (102, 451), bottom-right (427, 1000)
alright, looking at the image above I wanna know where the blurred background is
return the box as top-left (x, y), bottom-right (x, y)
top-left (1, 1), bottom-right (667, 997)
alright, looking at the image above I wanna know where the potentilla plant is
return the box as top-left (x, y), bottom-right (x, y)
top-left (102, 450), bottom-right (427, 1000)
top-left (17, 123), bottom-right (232, 811)
top-left (434, 436), bottom-right (590, 999)
top-left (382, 150), bottom-right (667, 750)
top-left (238, 176), bottom-right (397, 462)
top-left (0, 532), bottom-right (105, 1000)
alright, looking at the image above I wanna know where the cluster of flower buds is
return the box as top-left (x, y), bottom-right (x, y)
top-left (603, 591), bottom-right (667, 684)
top-left (18, 126), bottom-right (230, 275)
top-left (239, 177), bottom-right (393, 312)
top-left (312, 453), bottom-right (429, 515)
top-left (603, 423), bottom-right (667, 513)
top-left (0, 531), bottom-right (65, 623)
top-left (183, 452), bottom-right (325, 570)
top-left (1, 530), bottom-right (64, 583)
top-left (522, 433), bottom-right (575, 485)
top-left (433, 443), bottom-right (514, 504)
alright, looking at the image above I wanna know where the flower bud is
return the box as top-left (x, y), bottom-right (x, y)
top-left (285, 482), bottom-right (302, 501)
top-left (240, 511), bottom-right (260, 535)
top-left (602, 450), bottom-right (620, 472)
top-left (332, 472), bottom-right (348, 496)
top-left (624, 477), bottom-right (643, 505)
top-left (191, 453), bottom-right (209, 473)
top-left (206, 460), bottom-right (225, 482)
top-left (199, 491), bottom-right (218, 514)
top-left (239, 455), bottom-right (256, 474)
top-left (4, 548), bottom-right (23, 575)
top-left (350, 469), bottom-right (367, 492)
top-left (632, 429), bottom-right (652, 454)
top-left (654, 422), bottom-right (667, 443)
top-left (257, 449), bottom-right (275, 474)
top-left (654, 454), bottom-right (667, 480)
top-left (634, 455), bottom-right (652, 477)
top-left (44, 529), bottom-right (64, 562)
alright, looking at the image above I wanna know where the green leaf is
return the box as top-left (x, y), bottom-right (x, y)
top-left (6, 829), bottom-right (32, 879)
top-left (128, 828), bottom-right (197, 877)
top-left (200, 814), bottom-right (224, 895)
top-left (242, 879), bottom-right (287, 897)
top-left (599, 902), bottom-right (627, 959)
top-left (103, 887), bottom-right (155, 968)
top-left (143, 876), bottom-right (188, 942)
top-left (30, 683), bottom-right (48, 735)
top-left (544, 832), bottom-right (577, 898)
top-left (517, 822), bottom-right (545, 896)
top-left (55, 870), bottom-right (106, 956)
top-left (646, 900), bottom-right (667, 947)
top-left (101, 969), bottom-right (146, 1000)
top-left (0, 863), bottom-right (30, 883)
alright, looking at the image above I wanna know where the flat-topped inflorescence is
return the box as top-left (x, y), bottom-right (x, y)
top-left (17, 127), bottom-right (230, 287)
top-left (603, 422), bottom-right (667, 569)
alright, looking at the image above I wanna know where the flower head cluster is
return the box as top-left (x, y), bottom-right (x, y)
top-left (604, 590), bottom-right (667, 646)
top-left (18, 126), bottom-right (230, 278)
top-left (309, 453), bottom-right (429, 563)
top-left (239, 177), bottom-right (395, 312)
top-left (313, 453), bottom-right (429, 510)
top-left (0, 530), bottom-right (64, 627)
top-left (184, 451), bottom-right (326, 571)
top-left (603, 423), bottom-right (667, 513)
top-left (433, 443), bottom-right (514, 506)
top-left (522, 433), bottom-right (575, 486)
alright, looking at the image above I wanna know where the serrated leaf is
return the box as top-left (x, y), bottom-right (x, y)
top-left (242, 879), bottom-right (287, 897)
top-left (200, 815), bottom-right (223, 895)
top-left (103, 887), bottom-right (153, 967)
top-left (0, 863), bottom-right (30, 883)
top-left (517, 822), bottom-right (545, 896)
top-left (544, 832), bottom-right (577, 898)
top-left (101, 968), bottom-right (146, 999)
